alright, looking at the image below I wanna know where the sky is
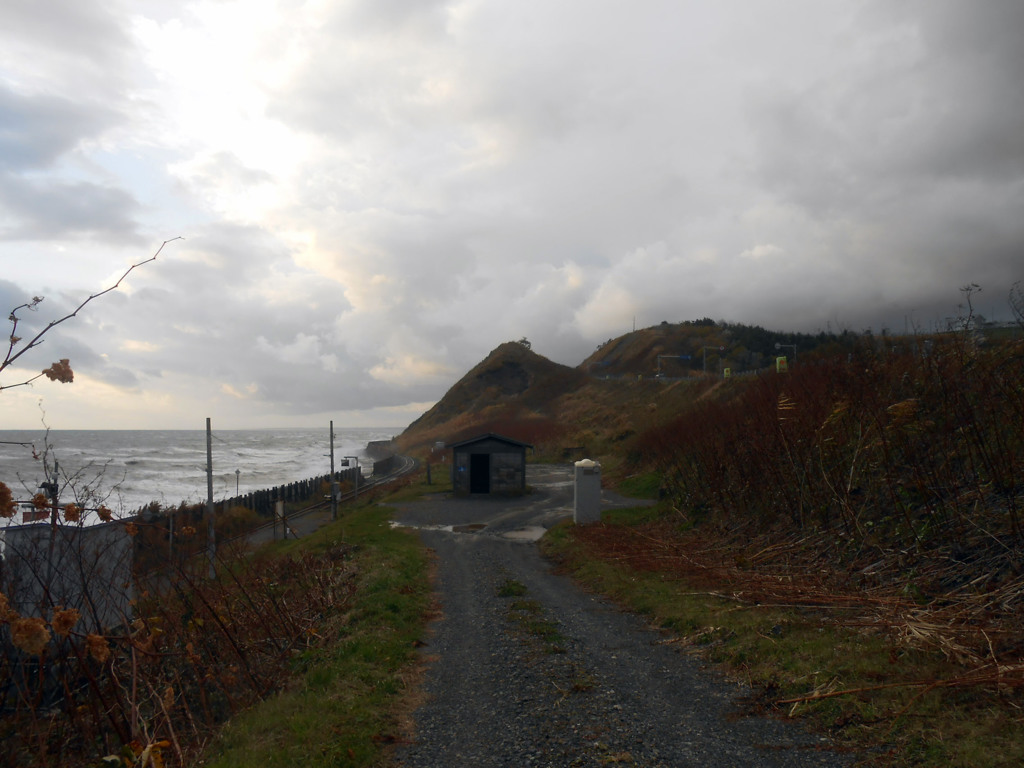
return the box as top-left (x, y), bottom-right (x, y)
top-left (1, 0), bottom-right (1022, 430)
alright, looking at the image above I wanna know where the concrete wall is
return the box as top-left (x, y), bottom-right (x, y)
top-left (1, 522), bottom-right (134, 633)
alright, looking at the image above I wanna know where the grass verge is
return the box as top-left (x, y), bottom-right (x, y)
top-left (201, 503), bottom-right (430, 768)
top-left (541, 509), bottom-right (1024, 768)
top-left (496, 578), bottom-right (566, 654)
top-left (378, 465), bottom-right (453, 503)
top-left (496, 578), bottom-right (570, 661)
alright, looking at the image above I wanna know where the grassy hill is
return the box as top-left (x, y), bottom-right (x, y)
top-left (581, 318), bottom-right (848, 378)
top-left (396, 321), bottom-right (858, 468)
top-left (398, 340), bottom-right (587, 453)
top-left (395, 338), bottom-right (707, 464)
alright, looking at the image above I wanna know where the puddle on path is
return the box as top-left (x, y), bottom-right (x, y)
top-left (452, 523), bottom-right (487, 533)
top-left (501, 525), bottom-right (547, 542)
top-left (390, 520), bottom-right (547, 542)
top-left (389, 521), bottom-right (454, 532)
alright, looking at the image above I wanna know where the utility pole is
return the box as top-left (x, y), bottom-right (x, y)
top-left (329, 421), bottom-right (338, 521)
top-left (206, 417), bottom-right (215, 579)
top-left (703, 346), bottom-right (724, 373)
top-left (43, 460), bottom-right (60, 603)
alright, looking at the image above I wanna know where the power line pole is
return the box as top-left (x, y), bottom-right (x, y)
top-left (703, 346), bottom-right (724, 373)
top-left (44, 460), bottom-right (60, 604)
top-left (206, 417), bottom-right (215, 578)
top-left (330, 421), bottom-right (338, 521)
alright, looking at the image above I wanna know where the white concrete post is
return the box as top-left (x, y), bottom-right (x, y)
top-left (573, 459), bottom-right (602, 525)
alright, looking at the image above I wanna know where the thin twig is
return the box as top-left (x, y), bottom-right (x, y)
top-left (1, 237), bottom-right (181, 388)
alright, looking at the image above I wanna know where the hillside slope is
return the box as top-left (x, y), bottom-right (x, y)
top-left (396, 320), bottom-right (855, 459)
top-left (582, 319), bottom-right (852, 379)
top-left (395, 338), bottom-right (724, 462)
top-left (398, 341), bottom-right (586, 452)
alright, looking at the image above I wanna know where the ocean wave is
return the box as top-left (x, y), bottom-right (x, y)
top-left (0, 427), bottom-right (399, 519)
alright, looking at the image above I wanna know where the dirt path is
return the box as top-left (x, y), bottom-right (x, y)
top-left (389, 465), bottom-right (854, 767)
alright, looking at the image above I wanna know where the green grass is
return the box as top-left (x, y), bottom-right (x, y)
top-left (615, 470), bottom-right (662, 500)
top-left (377, 465), bottom-right (453, 503)
top-left (497, 577), bottom-right (529, 597)
top-left (498, 583), bottom-right (567, 654)
top-left (202, 503), bottom-right (430, 768)
top-left (541, 519), bottom-right (1024, 767)
top-left (601, 504), bottom-right (664, 526)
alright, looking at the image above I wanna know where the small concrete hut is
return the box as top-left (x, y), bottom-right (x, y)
top-left (450, 433), bottom-right (532, 495)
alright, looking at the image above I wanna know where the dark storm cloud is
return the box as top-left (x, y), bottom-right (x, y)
top-left (0, 86), bottom-right (135, 241)
top-left (721, 0), bottom-right (1024, 332)
top-left (900, 1), bottom-right (1024, 183)
top-left (751, 1), bottom-right (1024, 207)
top-left (2, 0), bottom-right (130, 67)
top-left (0, 1), bottom-right (143, 249)
top-left (0, 279), bottom-right (30, 316)
top-left (0, 88), bottom-right (117, 172)
top-left (221, 0), bottom-right (1024, 361)
top-left (0, 0), bottom-right (138, 112)
top-left (0, 175), bottom-right (142, 242)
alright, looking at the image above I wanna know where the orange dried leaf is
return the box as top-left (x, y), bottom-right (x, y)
top-left (51, 607), bottom-right (80, 637)
top-left (41, 358), bottom-right (74, 383)
top-left (86, 633), bottom-right (111, 663)
top-left (0, 482), bottom-right (17, 518)
top-left (144, 742), bottom-right (169, 768)
top-left (0, 592), bottom-right (17, 622)
top-left (11, 616), bottom-right (50, 655)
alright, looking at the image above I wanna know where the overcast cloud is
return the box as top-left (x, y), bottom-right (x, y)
top-left (1, 0), bottom-right (1021, 430)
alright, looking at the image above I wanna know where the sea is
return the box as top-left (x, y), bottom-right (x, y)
top-left (0, 427), bottom-right (400, 522)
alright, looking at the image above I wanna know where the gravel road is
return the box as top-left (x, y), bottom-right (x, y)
top-left (389, 465), bottom-right (855, 767)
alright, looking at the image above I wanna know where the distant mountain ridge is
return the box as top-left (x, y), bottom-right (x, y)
top-left (396, 321), bottom-right (856, 459)
top-left (579, 319), bottom-right (847, 378)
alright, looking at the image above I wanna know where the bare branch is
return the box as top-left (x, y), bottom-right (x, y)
top-left (0, 371), bottom-right (46, 391)
top-left (0, 238), bottom-right (180, 391)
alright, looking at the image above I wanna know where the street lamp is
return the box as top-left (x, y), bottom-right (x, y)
top-left (235, 469), bottom-right (240, 496)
